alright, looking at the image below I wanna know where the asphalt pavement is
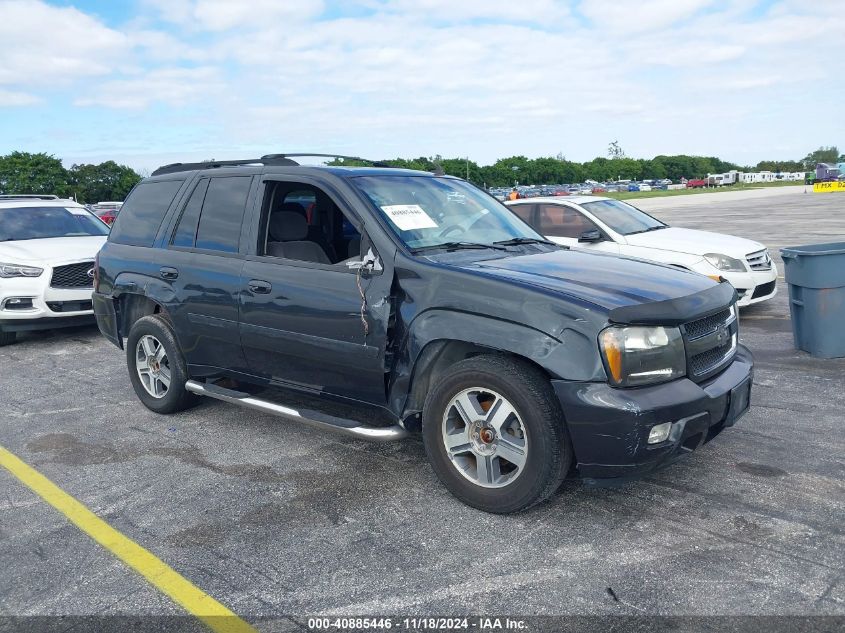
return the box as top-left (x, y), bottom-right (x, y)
top-left (1, 189), bottom-right (843, 627)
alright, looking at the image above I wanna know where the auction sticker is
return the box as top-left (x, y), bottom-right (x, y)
top-left (381, 204), bottom-right (438, 230)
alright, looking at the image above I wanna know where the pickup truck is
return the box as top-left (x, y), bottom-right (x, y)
top-left (93, 155), bottom-right (753, 513)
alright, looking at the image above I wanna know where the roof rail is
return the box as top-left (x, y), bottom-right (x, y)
top-left (151, 153), bottom-right (393, 176)
top-left (0, 194), bottom-right (59, 200)
top-left (261, 153), bottom-right (393, 167)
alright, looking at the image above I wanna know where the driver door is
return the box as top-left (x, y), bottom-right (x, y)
top-left (238, 177), bottom-right (393, 404)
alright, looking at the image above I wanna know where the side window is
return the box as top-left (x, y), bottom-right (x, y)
top-left (171, 179), bottom-right (208, 248)
top-left (538, 204), bottom-right (599, 238)
top-left (195, 176), bottom-right (252, 253)
top-left (260, 181), bottom-right (362, 266)
top-left (109, 179), bottom-right (183, 247)
top-left (509, 204), bottom-right (535, 226)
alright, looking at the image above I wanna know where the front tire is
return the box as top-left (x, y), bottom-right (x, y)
top-left (0, 331), bottom-right (16, 346)
top-left (126, 315), bottom-right (196, 414)
top-left (422, 355), bottom-right (572, 513)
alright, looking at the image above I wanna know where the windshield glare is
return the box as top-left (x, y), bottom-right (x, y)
top-left (0, 207), bottom-right (109, 241)
top-left (353, 175), bottom-right (542, 250)
top-left (580, 199), bottom-right (665, 235)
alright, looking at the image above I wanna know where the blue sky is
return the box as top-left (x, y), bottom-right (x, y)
top-left (0, 0), bottom-right (841, 172)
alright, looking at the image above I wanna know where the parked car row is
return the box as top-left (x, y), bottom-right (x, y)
top-left (86, 201), bottom-right (123, 225)
top-left (490, 178), bottom-right (677, 199)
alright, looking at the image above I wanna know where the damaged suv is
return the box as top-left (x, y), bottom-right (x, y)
top-left (93, 155), bottom-right (753, 513)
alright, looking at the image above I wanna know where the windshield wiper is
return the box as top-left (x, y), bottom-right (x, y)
top-left (411, 241), bottom-right (509, 254)
top-left (626, 225), bottom-right (667, 235)
top-left (493, 237), bottom-right (560, 247)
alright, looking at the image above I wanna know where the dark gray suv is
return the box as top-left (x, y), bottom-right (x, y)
top-left (93, 155), bottom-right (752, 513)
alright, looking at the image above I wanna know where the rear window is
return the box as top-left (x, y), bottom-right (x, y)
top-left (0, 207), bottom-right (109, 241)
top-left (194, 176), bottom-right (251, 253)
top-left (110, 180), bottom-right (184, 247)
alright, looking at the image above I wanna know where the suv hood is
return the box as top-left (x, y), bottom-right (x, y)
top-left (0, 236), bottom-right (106, 265)
top-left (459, 249), bottom-right (715, 311)
top-left (624, 227), bottom-right (764, 257)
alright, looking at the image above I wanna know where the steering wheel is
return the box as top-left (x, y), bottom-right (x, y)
top-left (437, 222), bottom-right (468, 239)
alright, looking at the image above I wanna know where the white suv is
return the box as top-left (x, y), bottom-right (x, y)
top-left (0, 195), bottom-right (109, 345)
top-left (506, 196), bottom-right (778, 307)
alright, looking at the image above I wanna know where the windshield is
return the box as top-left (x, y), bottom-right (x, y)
top-left (352, 176), bottom-right (543, 250)
top-left (0, 207), bottom-right (109, 241)
top-left (580, 199), bottom-right (666, 235)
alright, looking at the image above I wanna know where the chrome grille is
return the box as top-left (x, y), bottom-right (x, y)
top-left (746, 249), bottom-right (772, 271)
top-left (683, 307), bottom-right (738, 380)
top-left (50, 261), bottom-right (94, 289)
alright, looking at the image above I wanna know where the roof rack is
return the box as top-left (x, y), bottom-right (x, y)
top-left (151, 153), bottom-right (393, 176)
top-left (0, 194), bottom-right (59, 200)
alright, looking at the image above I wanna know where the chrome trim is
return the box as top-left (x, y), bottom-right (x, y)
top-left (745, 249), bottom-right (772, 271)
top-left (185, 380), bottom-right (409, 442)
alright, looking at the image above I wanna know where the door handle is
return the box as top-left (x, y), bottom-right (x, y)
top-left (248, 279), bottom-right (272, 294)
top-left (159, 267), bottom-right (179, 280)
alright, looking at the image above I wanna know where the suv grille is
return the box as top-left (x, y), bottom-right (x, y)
top-left (746, 249), bottom-right (772, 271)
top-left (50, 261), bottom-right (94, 289)
top-left (682, 307), bottom-right (738, 380)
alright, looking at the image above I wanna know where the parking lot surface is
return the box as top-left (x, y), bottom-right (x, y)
top-left (1, 190), bottom-right (844, 625)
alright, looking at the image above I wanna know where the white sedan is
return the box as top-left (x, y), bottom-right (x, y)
top-left (0, 195), bottom-right (109, 345)
top-left (506, 196), bottom-right (777, 307)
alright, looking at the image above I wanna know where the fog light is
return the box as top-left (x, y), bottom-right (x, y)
top-left (648, 422), bottom-right (672, 444)
top-left (2, 297), bottom-right (34, 310)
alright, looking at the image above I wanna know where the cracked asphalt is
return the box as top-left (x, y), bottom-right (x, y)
top-left (1, 189), bottom-right (843, 625)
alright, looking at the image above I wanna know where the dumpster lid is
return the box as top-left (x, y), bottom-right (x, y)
top-left (781, 242), bottom-right (845, 257)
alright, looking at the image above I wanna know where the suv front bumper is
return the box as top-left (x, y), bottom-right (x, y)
top-left (553, 345), bottom-right (753, 480)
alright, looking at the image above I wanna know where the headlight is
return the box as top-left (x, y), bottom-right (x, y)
top-left (0, 262), bottom-right (43, 278)
top-left (599, 325), bottom-right (686, 387)
top-left (703, 253), bottom-right (746, 272)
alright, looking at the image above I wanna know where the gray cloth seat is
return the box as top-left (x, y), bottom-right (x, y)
top-left (267, 212), bottom-right (331, 264)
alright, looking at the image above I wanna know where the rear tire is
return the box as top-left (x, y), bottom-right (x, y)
top-left (0, 331), bottom-right (16, 346)
top-left (422, 355), bottom-right (571, 513)
top-left (126, 315), bottom-right (196, 414)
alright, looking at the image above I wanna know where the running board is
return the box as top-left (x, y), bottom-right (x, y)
top-left (184, 380), bottom-right (409, 442)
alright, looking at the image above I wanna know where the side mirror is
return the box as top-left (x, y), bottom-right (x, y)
top-left (346, 247), bottom-right (383, 274)
top-left (578, 229), bottom-right (603, 243)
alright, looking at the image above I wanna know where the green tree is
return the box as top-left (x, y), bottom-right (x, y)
top-left (802, 146), bottom-right (839, 168)
top-left (0, 151), bottom-right (69, 196)
top-left (68, 161), bottom-right (141, 203)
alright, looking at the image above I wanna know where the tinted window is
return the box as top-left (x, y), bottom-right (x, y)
top-left (110, 180), bottom-right (183, 246)
top-left (195, 176), bottom-right (251, 253)
top-left (171, 179), bottom-right (208, 248)
top-left (538, 204), bottom-right (599, 239)
top-left (0, 207), bottom-right (109, 241)
top-left (509, 204), bottom-right (534, 224)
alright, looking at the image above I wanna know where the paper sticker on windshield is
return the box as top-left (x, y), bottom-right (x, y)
top-left (381, 205), bottom-right (438, 230)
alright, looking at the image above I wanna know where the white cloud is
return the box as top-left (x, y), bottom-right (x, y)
top-left (143, 0), bottom-right (324, 31)
top-left (0, 0), bottom-right (842, 165)
top-left (74, 67), bottom-right (225, 109)
top-left (0, 88), bottom-right (40, 106)
top-left (0, 0), bottom-right (127, 86)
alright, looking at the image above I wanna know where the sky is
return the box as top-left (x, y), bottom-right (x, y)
top-left (0, 0), bottom-right (842, 172)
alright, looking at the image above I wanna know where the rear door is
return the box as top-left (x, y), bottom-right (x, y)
top-left (161, 174), bottom-right (257, 373)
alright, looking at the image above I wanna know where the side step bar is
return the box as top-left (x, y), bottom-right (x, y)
top-left (184, 380), bottom-right (409, 442)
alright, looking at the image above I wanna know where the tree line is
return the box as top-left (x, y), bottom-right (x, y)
top-left (332, 145), bottom-right (842, 187)
top-left (1, 146), bottom-right (840, 201)
top-left (0, 151), bottom-right (142, 204)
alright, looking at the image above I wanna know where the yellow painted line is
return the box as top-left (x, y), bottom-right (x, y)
top-left (0, 445), bottom-right (257, 633)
